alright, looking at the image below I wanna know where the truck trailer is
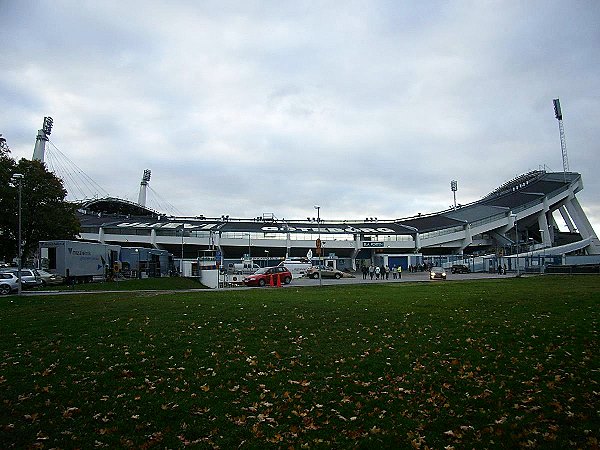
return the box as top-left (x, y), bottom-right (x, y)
top-left (39, 240), bottom-right (120, 283)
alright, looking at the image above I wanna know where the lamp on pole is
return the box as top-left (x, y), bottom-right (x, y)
top-left (539, 229), bottom-right (547, 273)
top-left (314, 205), bottom-right (322, 287)
top-left (10, 174), bottom-right (24, 295)
top-left (247, 233), bottom-right (251, 259)
top-left (510, 213), bottom-right (520, 277)
top-left (264, 249), bottom-right (269, 268)
top-left (180, 224), bottom-right (185, 276)
top-left (134, 249), bottom-right (140, 279)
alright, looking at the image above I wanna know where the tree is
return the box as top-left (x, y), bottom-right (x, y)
top-left (0, 139), bottom-right (79, 263)
top-left (0, 136), bottom-right (17, 261)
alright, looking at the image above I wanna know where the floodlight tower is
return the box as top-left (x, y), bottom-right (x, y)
top-left (137, 169), bottom-right (151, 207)
top-left (553, 98), bottom-right (569, 174)
top-left (450, 180), bottom-right (458, 210)
top-left (32, 116), bottom-right (53, 162)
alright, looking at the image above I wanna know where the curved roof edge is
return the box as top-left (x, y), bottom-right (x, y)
top-left (75, 197), bottom-right (162, 217)
top-left (77, 171), bottom-right (581, 234)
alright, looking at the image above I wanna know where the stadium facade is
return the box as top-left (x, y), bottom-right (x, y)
top-left (76, 170), bottom-right (600, 272)
top-left (30, 116), bottom-right (600, 272)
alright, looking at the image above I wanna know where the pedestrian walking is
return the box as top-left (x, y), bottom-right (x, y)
top-left (392, 265), bottom-right (397, 279)
top-left (369, 264), bottom-right (375, 280)
top-left (362, 265), bottom-right (368, 279)
top-left (375, 265), bottom-right (380, 279)
top-left (397, 265), bottom-right (402, 279)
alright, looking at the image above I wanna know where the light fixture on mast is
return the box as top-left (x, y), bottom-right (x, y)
top-left (32, 116), bottom-right (53, 162)
top-left (137, 169), bottom-right (152, 206)
top-left (450, 180), bottom-right (458, 210)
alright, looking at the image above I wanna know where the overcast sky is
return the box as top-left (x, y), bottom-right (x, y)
top-left (2, 1), bottom-right (599, 233)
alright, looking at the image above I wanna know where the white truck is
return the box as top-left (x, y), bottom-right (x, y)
top-left (39, 240), bottom-right (120, 283)
top-left (278, 258), bottom-right (312, 275)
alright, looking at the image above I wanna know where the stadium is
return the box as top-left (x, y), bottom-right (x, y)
top-left (33, 117), bottom-right (600, 275)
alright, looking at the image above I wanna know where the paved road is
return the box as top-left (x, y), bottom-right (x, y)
top-left (291, 270), bottom-right (517, 287)
top-left (17, 271), bottom-right (521, 296)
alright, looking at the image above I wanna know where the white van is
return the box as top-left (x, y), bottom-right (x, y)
top-left (231, 260), bottom-right (260, 274)
top-left (278, 259), bottom-right (312, 275)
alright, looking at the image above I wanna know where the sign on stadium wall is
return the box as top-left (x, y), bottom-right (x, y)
top-left (109, 220), bottom-right (415, 235)
top-left (362, 241), bottom-right (384, 247)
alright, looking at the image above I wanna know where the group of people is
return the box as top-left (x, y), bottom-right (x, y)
top-left (361, 264), bottom-right (402, 280)
top-left (407, 263), bottom-right (431, 272)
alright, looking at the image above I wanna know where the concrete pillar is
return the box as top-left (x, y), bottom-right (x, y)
top-left (537, 213), bottom-right (550, 247)
top-left (565, 197), bottom-right (595, 239)
top-left (459, 224), bottom-right (472, 253)
top-left (559, 206), bottom-right (576, 232)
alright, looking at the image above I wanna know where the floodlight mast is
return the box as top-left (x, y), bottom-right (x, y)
top-left (137, 169), bottom-right (152, 206)
top-left (32, 116), bottom-right (53, 162)
top-left (450, 180), bottom-right (458, 210)
top-left (553, 98), bottom-right (569, 174)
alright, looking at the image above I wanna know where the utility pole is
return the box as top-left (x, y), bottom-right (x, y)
top-left (314, 205), bottom-right (322, 287)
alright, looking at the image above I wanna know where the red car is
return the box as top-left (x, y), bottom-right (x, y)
top-left (243, 266), bottom-right (292, 287)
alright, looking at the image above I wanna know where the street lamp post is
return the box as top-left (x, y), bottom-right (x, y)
top-left (510, 214), bottom-right (520, 277)
top-left (180, 224), bottom-right (185, 276)
top-left (134, 249), bottom-right (140, 279)
top-left (247, 233), bottom-right (251, 259)
top-left (314, 205), bottom-right (322, 287)
top-left (264, 249), bottom-right (269, 268)
top-left (11, 174), bottom-right (24, 296)
top-left (539, 229), bottom-right (546, 273)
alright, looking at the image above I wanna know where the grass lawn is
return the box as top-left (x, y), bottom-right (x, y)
top-left (40, 276), bottom-right (207, 292)
top-left (1, 276), bottom-right (598, 449)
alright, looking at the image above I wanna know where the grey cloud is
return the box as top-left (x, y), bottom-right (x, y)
top-left (1, 1), bottom-right (599, 234)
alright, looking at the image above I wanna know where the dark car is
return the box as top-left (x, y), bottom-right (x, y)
top-left (429, 266), bottom-right (447, 280)
top-left (243, 266), bottom-right (292, 287)
top-left (451, 264), bottom-right (471, 274)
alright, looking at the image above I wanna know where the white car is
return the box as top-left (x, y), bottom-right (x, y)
top-left (0, 268), bottom-right (42, 289)
top-left (0, 272), bottom-right (20, 295)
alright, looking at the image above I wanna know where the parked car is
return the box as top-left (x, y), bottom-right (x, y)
top-left (305, 266), bottom-right (355, 279)
top-left (451, 264), bottom-right (471, 274)
top-left (0, 268), bottom-right (42, 289)
top-left (0, 272), bottom-right (20, 295)
top-left (36, 269), bottom-right (65, 286)
top-left (243, 266), bottom-right (292, 287)
top-left (278, 259), bottom-right (312, 275)
top-left (429, 266), bottom-right (447, 280)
